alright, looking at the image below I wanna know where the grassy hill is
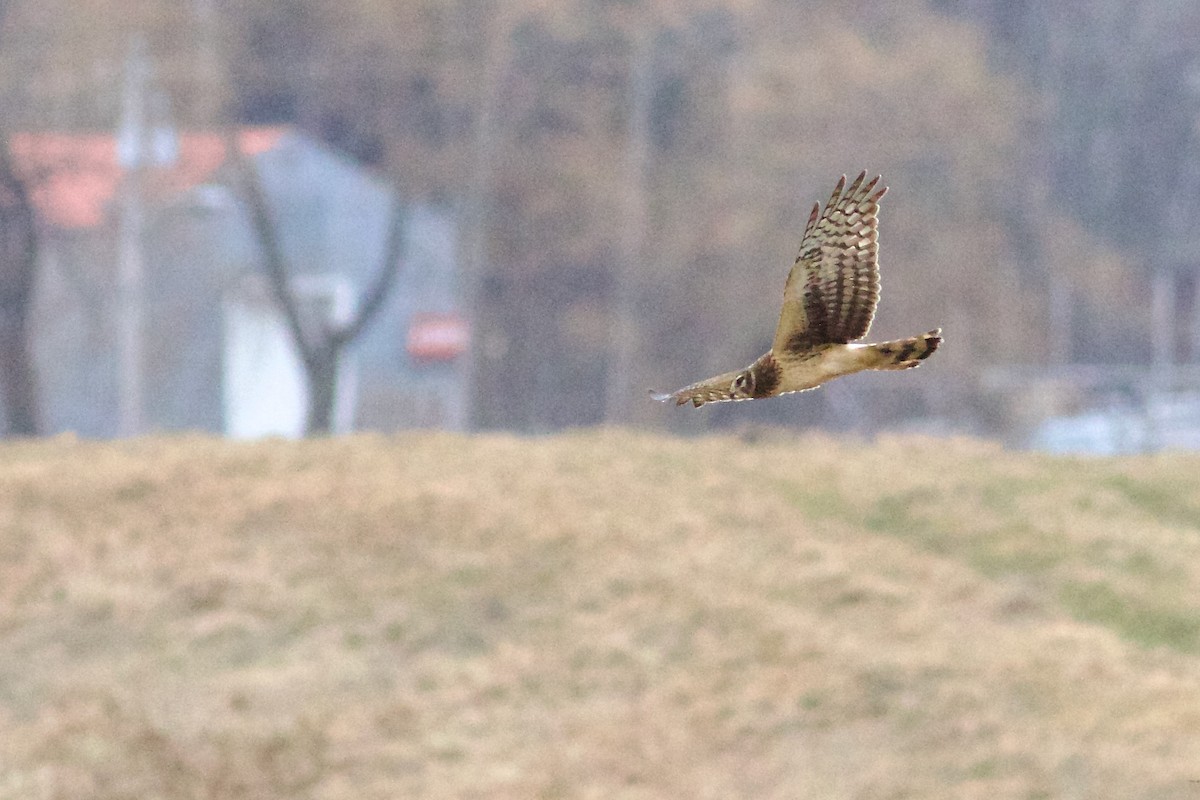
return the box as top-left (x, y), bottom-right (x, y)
top-left (1, 431), bottom-right (1199, 799)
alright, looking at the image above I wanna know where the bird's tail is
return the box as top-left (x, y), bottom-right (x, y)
top-left (864, 328), bottom-right (942, 370)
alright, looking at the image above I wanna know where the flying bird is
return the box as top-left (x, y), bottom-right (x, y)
top-left (652, 171), bottom-right (941, 407)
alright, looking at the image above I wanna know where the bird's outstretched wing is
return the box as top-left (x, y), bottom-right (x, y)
top-left (649, 367), bottom-right (748, 408)
top-left (772, 171), bottom-right (886, 355)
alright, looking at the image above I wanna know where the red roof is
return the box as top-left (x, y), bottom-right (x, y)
top-left (8, 127), bottom-right (286, 229)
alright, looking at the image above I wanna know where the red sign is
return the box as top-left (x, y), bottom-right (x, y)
top-left (407, 312), bottom-right (470, 363)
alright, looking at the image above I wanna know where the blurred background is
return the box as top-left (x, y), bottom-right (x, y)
top-left (1, 0), bottom-right (1199, 451)
top-left (5, 6), bottom-right (1200, 798)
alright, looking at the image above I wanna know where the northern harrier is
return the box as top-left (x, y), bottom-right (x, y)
top-left (652, 171), bottom-right (941, 407)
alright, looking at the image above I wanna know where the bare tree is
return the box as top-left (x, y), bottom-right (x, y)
top-left (0, 144), bottom-right (39, 436)
top-left (225, 132), bottom-right (406, 435)
top-left (0, 0), bottom-right (40, 436)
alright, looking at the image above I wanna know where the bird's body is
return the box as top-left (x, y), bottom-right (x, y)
top-left (652, 171), bottom-right (942, 408)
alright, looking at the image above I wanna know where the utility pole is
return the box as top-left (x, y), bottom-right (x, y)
top-left (116, 35), bottom-right (176, 437)
top-left (460, 5), bottom-right (507, 431)
top-left (193, 0), bottom-right (224, 125)
top-left (1047, 276), bottom-right (1072, 365)
top-left (604, 26), bottom-right (653, 426)
top-left (115, 36), bottom-right (149, 437)
top-left (1151, 268), bottom-right (1175, 375)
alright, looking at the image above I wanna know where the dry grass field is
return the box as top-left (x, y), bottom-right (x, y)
top-left (1, 430), bottom-right (1199, 799)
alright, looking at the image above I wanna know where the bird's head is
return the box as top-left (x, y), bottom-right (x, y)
top-left (730, 369), bottom-right (756, 399)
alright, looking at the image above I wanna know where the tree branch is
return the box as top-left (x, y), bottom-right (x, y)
top-left (223, 128), bottom-right (317, 369)
top-left (330, 195), bottom-right (405, 348)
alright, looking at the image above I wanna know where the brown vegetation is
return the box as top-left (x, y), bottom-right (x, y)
top-left (1, 432), bottom-right (1199, 798)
